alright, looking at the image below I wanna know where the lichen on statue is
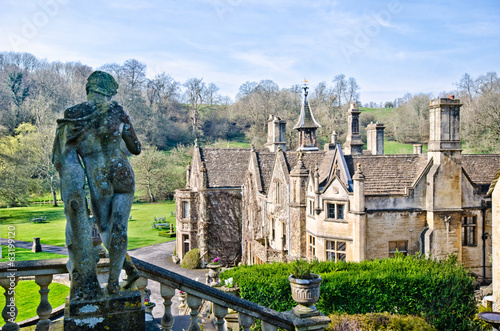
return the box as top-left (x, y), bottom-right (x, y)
top-left (53, 71), bottom-right (141, 299)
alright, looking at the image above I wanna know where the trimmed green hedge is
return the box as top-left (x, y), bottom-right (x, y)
top-left (158, 231), bottom-right (176, 238)
top-left (220, 255), bottom-right (479, 331)
top-left (327, 312), bottom-right (436, 331)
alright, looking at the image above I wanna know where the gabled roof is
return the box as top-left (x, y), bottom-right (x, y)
top-left (346, 154), bottom-right (429, 195)
top-left (199, 148), bottom-right (252, 188)
top-left (462, 155), bottom-right (500, 186)
top-left (255, 152), bottom-right (275, 193)
top-left (285, 151), bottom-right (327, 174)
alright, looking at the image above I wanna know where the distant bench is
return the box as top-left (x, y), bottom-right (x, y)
top-left (30, 217), bottom-right (47, 223)
top-left (152, 217), bottom-right (169, 229)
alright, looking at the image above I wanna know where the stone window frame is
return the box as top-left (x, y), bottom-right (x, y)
top-left (326, 240), bottom-right (347, 262)
top-left (324, 200), bottom-right (348, 222)
top-left (271, 218), bottom-right (276, 241)
top-left (389, 240), bottom-right (408, 257)
top-left (181, 200), bottom-right (190, 219)
top-left (282, 222), bottom-right (287, 247)
top-left (275, 181), bottom-right (281, 205)
top-left (461, 215), bottom-right (477, 247)
top-left (308, 199), bottom-right (314, 215)
top-left (308, 234), bottom-right (316, 260)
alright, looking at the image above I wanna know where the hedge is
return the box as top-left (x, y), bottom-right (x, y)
top-left (327, 312), bottom-right (437, 331)
top-left (220, 255), bottom-right (479, 331)
top-left (158, 231), bottom-right (176, 238)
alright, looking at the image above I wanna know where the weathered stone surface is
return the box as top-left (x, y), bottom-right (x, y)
top-left (53, 71), bottom-right (141, 300)
top-left (64, 290), bottom-right (145, 330)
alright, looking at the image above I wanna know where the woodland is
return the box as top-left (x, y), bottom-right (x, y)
top-left (0, 52), bottom-right (499, 206)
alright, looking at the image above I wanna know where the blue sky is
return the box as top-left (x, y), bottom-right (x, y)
top-left (1, 0), bottom-right (499, 104)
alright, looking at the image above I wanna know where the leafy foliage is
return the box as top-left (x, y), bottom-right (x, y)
top-left (181, 248), bottom-right (201, 269)
top-left (327, 312), bottom-right (436, 331)
top-left (221, 255), bottom-right (480, 331)
top-left (289, 258), bottom-right (318, 279)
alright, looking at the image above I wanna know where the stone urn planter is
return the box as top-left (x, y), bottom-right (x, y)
top-left (207, 263), bottom-right (221, 286)
top-left (478, 311), bottom-right (500, 330)
top-left (288, 274), bottom-right (322, 318)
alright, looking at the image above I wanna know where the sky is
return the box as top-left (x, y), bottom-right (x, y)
top-left (1, 0), bottom-right (499, 104)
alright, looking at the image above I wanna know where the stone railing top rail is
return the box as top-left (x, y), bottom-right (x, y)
top-left (131, 257), bottom-right (294, 329)
top-left (0, 257), bottom-right (295, 330)
top-left (0, 258), bottom-right (108, 278)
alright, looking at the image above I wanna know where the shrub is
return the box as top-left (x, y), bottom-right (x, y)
top-left (158, 231), bottom-right (176, 238)
top-left (327, 312), bottom-right (437, 331)
top-left (220, 255), bottom-right (479, 331)
top-left (181, 248), bottom-right (201, 269)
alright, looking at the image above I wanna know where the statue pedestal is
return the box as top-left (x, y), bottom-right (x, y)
top-left (64, 290), bottom-right (145, 330)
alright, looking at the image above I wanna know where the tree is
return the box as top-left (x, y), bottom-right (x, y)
top-left (183, 78), bottom-right (206, 138)
top-left (237, 81), bottom-right (257, 99)
top-left (457, 71), bottom-right (500, 152)
top-left (0, 123), bottom-right (38, 206)
top-left (146, 73), bottom-right (180, 107)
top-left (131, 145), bottom-right (168, 202)
top-left (333, 74), bottom-right (347, 107)
top-left (345, 77), bottom-right (360, 105)
top-left (391, 93), bottom-right (431, 143)
top-left (204, 82), bottom-right (220, 105)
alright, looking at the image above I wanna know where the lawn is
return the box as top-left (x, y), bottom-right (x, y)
top-left (0, 246), bottom-right (67, 262)
top-left (0, 280), bottom-right (69, 327)
top-left (0, 201), bottom-right (176, 254)
top-left (384, 141), bottom-right (428, 154)
top-left (359, 107), bottom-right (396, 124)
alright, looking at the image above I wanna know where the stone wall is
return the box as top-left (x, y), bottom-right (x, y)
top-left (205, 189), bottom-right (242, 266)
top-left (174, 189), bottom-right (199, 259)
top-left (492, 181), bottom-right (500, 308)
top-left (461, 208), bottom-right (492, 280)
top-left (365, 211), bottom-right (427, 259)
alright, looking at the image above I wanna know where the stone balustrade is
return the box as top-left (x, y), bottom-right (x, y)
top-left (0, 258), bottom-right (330, 331)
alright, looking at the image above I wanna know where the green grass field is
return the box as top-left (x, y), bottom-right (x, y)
top-left (383, 141), bottom-right (428, 154)
top-left (0, 280), bottom-right (69, 327)
top-left (0, 246), bottom-right (67, 262)
top-left (0, 201), bottom-right (176, 253)
top-left (359, 107), bottom-right (396, 123)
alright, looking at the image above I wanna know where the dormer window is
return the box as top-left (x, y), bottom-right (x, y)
top-left (326, 202), bottom-right (345, 220)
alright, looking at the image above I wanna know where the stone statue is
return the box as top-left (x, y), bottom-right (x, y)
top-left (53, 71), bottom-right (141, 298)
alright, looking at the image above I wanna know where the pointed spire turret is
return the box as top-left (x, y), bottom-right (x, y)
top-left (294, 83), bottom-right (321, 151)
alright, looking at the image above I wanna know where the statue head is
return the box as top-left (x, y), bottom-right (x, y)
top-left (85, 71), bottom-right (118, 97)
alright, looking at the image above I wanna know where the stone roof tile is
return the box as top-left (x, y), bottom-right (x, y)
top-left (346, 154), bottom-right (429, 195)
top-left (462, 155), bottom-right (500, 185)
top-left (200, 148), bottom-right (251, 188)
top-left (255, 152), bottom-right (275, 193)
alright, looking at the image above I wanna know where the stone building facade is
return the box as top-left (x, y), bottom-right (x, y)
top-left (490, 170), bottom-right (500, 306)
top-left (175, 86), bottom-right (499, 281)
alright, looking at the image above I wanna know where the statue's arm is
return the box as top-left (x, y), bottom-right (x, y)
top-left (121, 113), bottom-right (141, 155)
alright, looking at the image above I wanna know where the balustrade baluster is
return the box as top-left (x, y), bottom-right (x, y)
top-left (35, 275), bottom-right (53, 331)
top-left (160, 284), bottom-right (175, 331)
top-left (238, 312), bottom-right (255, 331)
top-left (135, 276), bottom-right (148, 305)
top-left (0, 276), bottom-right (19, 331)
top-left (212, 303), bottom-right (228, 331)
top-left (261, 320), bottom-right (278, 331)
top-left (187, 294), bottom-right (202, 331)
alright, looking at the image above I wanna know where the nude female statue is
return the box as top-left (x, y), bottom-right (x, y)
top-left (53, 71), bottom-right (141, 297)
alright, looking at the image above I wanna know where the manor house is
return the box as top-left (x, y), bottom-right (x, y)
top-left (175, 85), bottom-right (500, 282)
